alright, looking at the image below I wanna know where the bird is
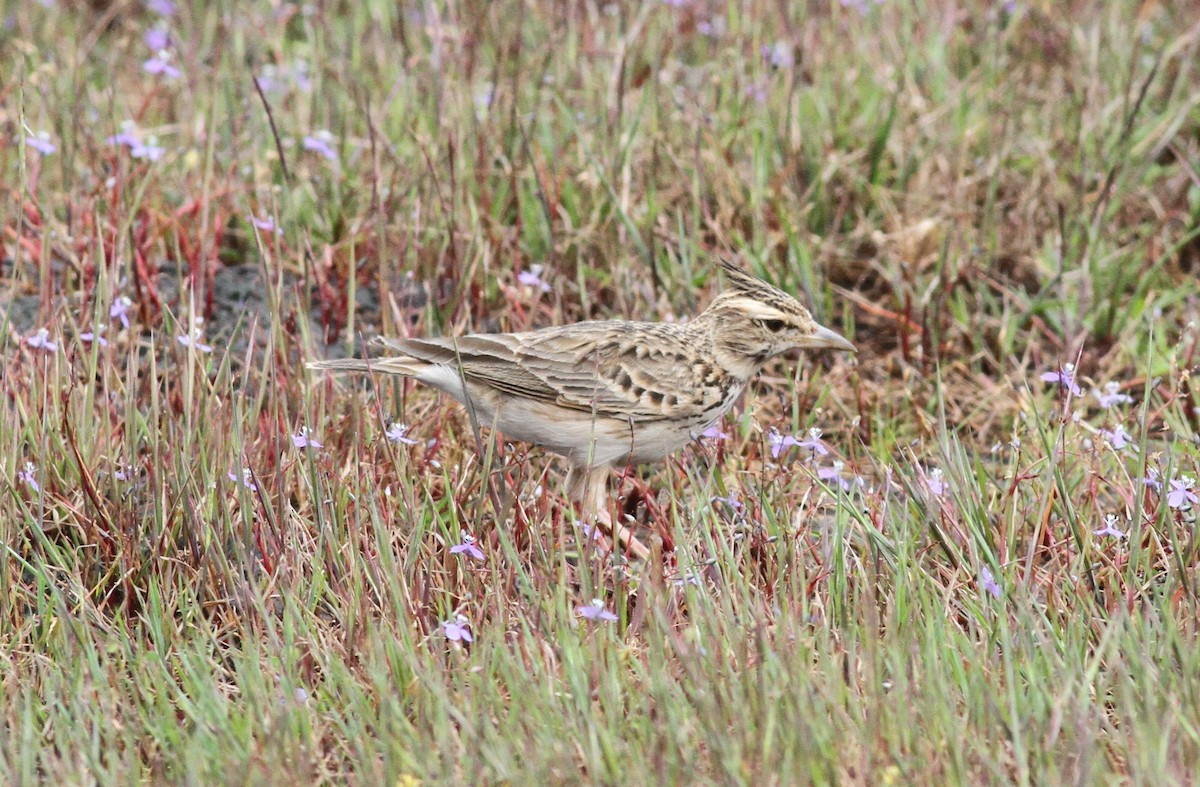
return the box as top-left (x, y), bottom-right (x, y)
top-left (308, 260), bottom-right (856, 559)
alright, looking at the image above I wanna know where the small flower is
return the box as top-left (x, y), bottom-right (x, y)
top-left (110, 296), bottom-right (133, 328)
top-left (80, 327), bottom-right (109, 346)
top-left (577, 599), bottom-right (618, 622)
top-left (1100, 425), bottom-right (1135, 451)
top-left (143, 50), bottom-right (182, 78)
top-left (1041, 363), bottom-right (1082, 396)
top-left (144, 26), bottom-right (170, 51)
top-left (579, 522), bottom-right (602, 542)
top-left (1094, 381), bottom-right (1133, 409)
top-left (761, 40), bottom-right (794, 69)
top-left (108, 123), bottom-right (165, 161)
top-left (26, 328), bottom-right (58, 353)
top-left (1143, 468), bottom-right (1162, 492)
top-left (767, 427), bottom-right (800, 459)
top-left (926, 468), bottom-right (948, 497)
top-left (700, 423), bottom-right (729, 441)
top-left (291, 427), bottom-right (323, 449)
top-left (449, 533), bottom-right (485, 561)
top-left (17, 462), bottom-right (41, 493)
top-left (442, 615), bottom-right (473, 643)
top-left (249, 214), bottom-right (281, 235)
top-left (817, 461), bottom-right (853, 491)
top-left (1167, 477), bottom-right (1197, 510)
top-left (177, 328), bottom-right (213, 353)
top-left (516, 264), bottom-right (551, 293)
top-left (302, 131), bottom-right (337, 161)
top-left (1093, 514), bottom-right (1126, 540)
top-left (228, 467), bottom-right (257, 492)
top-left (114, 463), bottom-right (136, 481)
top-left (26, 132), bottom-right (56, 156)
top-left (711, 491), bottom-right (743, 511)
top-left (147, 0), bottom-right (175, 15)
top-left (385, 423), bottom-right (419, 445)
top-left (796, 428), bottom-right (830, 459)
top-left (744, 79), bottom-right (768, 105)
top-left (473, 83), bottom-right (495, 117)
top-left (131, 138), bottom-right (164, 161)
top-left (979, 567), bottom-right (1002, 599)
top-left (290, 60), bottom-right (312, 92)
top-left (840, 0), bottom-right (884, 13)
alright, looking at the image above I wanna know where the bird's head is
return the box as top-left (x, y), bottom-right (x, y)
top-left (702, 259), bottom-right (855, 378)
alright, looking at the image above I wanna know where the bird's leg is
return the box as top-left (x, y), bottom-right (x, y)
top-left (567, 464), bottom-right (651, 561)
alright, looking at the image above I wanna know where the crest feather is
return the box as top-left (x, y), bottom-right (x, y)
top-left (717, 258), bottom-right (793, 306)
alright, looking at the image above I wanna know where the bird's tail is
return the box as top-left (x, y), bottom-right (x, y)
top-left (307, 356), bottom-right (423, 376)
top-left (306, 358), bottom-right (375, 374)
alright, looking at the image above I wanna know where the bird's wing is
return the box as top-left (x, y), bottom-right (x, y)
top-left (377, 324), bottom-right (708, 422)
top-left (374, 335), bottom-right (560, 402)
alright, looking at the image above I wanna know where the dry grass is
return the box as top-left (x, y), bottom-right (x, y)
top-left (3, 0), bottom-right (1200, 783)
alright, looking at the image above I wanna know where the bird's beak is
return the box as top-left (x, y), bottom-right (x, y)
top-left (803, 324), bottom-right (857, 353)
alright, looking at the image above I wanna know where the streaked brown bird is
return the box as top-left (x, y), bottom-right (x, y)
top-left (309, 260), bottom-right (855, 558)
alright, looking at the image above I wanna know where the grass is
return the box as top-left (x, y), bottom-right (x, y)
top-left (3, 0), bottom-right (1200, 783)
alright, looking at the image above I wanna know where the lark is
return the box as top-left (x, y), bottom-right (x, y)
top-left (309, 260), bottom-right (855, 558)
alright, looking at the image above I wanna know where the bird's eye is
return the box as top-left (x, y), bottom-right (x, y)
top-left (761, 319), bottom-right (788, 332)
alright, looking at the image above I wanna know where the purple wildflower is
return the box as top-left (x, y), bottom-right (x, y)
top-left (767, 427), bottom-right (801, 459)
top-left (840, 0), bottom-right (884, 12)
top-left (114, 463), bottom-right (135, 481)
top-left (108, 124), bottom-right (165, 161)
top-left (178, 328), bottom-right (213, 353)
top-left (144, 26), bottom-right (170, 51)
top-left (979, 567), bottom-right (1002, 599)
top-left (132, 140), bottom-right (164, 161)
top-left (449, 533), bottom-right (485, 561)
top-left (143, 51), bottom-right (181, 78)
top-left (26, 133), bottom-right (56, 156)
top-left (291, 60), bottom-right (312, 92)
top-left (249, 214), bottom-right (281, 234)
top-left (516, 264), bottom-right (551, 293)
top-left (1143, 468), bottom-right (1162, 492)
top-left (110, 296), bottom-right (133, 328)
top-left (796, 428), bottom-right (830, 459)
top-left (1093, 515), bottom-right (1125, 540)
top-left (1100, 425), bottom-right (1134, 451)
top-left (817, 461), bottom-right (855, 491)
top-left (926, 468), bottom-right (948, 497)
top-left (577, 599), bottom-right (618, 622)
top-left (80, 327), bottom-right (108, 346)
top-left (443, 615), bottom-right (473, 643)
top-left (1041, 363), bottom-right (1082, 396)
top-left (712, 491), bottom-right (743, 511)
top-left (17, 462), bottom-right (41, 493)
top-left (700, 423), bottom-right (729, 441)
top-left (1095, 381), bottom-right (1132, 409)
top-left (761, 41), bottom-right (794, 69)
top-left (744, 79), bottom-right (768, 105)
top-left (26, 328), bottom-right (57, 353)
top-left (291, 427), bottom-right (323, 449)
top-left (302, 131), bottom-right (337, 161)
top-left (579, 522), bottom-right (602, 542)
top-left (146, 0), bottom-right (175, 15)
top-left (1167, 477), bottom-right (1197, 510)
top-left (385, 423), bottom-right (419, 445)
top-left (228, 468), bottom-right (257, 492)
